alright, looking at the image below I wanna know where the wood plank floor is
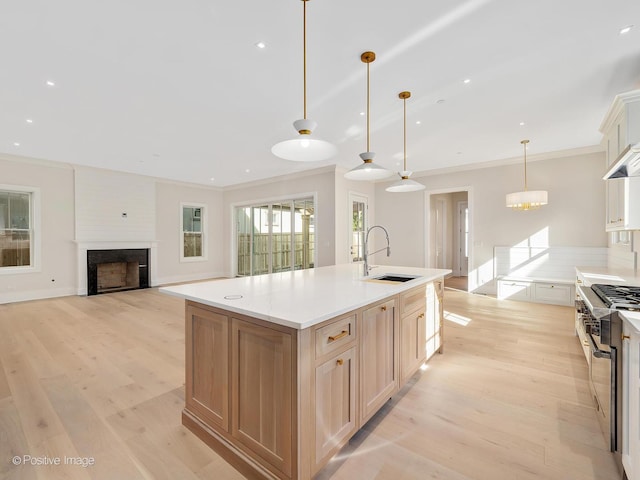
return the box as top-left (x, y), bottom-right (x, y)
top-left (0, 287), bottom-right (621, 480)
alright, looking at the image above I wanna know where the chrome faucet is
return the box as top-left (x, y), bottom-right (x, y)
top-left (363, 225), bottom-right (391, 276)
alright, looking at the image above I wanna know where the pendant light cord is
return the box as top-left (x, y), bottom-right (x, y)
top-left (403, 96), bottom-right (407, 171)
top-left (366, 60), bottom-right (370, 152)
top-left (303, 0), bottom-right (307, 120)
top-left (521, 139), bottom-right (529, 191)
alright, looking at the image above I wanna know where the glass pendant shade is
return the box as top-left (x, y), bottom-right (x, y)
top-left (272, 119), bottom-right (337, 162)
top-left (506, 139), bottom-right (548, 210)
top-left (272, 0), bottom-right (336, 162)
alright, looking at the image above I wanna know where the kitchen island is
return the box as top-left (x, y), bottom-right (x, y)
top-left (160, 264), bottom-right (450, 480)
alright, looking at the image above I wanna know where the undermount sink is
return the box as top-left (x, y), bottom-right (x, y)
top-left (366, 274), bottom-right (421, 283)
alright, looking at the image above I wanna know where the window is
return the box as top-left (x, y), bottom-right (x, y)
top-left (235, 196), bottom-right (315, 276)
top-left (181, 203), bottom-right (206, 261)
top-left (0, 186), bottom-right (38, 272)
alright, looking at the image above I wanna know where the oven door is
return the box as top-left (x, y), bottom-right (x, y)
top-left (586, 331), bottom-right (614, 451)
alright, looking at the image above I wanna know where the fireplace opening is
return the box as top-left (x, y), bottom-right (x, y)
top-left (87, 249), bottom-right (149, 296)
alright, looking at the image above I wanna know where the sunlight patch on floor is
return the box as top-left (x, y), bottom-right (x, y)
top-left (443, 310), bottom-right (472, 326)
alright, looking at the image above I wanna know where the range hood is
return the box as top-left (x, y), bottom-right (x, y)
top-left (603, 143), bottom-right (640, 179)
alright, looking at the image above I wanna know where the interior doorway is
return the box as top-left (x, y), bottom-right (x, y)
top-left (427, 189), bottom-right (471, 291)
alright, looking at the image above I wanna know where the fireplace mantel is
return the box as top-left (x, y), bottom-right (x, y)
top-left (75, 240), bottom-right (158, 295)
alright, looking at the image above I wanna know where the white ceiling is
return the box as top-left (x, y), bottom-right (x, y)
top-left (2, 0), bottom-right (640, 187)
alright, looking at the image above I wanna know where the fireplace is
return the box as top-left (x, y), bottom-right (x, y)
top-left (87, 249), bottom-right (149, 296)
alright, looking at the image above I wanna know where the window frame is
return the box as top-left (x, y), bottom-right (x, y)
top-left (0, 184), bottom-right (41, 275)
top-left (180, 202), bottom-right (207, 263)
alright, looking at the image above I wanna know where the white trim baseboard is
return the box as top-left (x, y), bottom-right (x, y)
top-left (0, 286), bottom-right (76, 305)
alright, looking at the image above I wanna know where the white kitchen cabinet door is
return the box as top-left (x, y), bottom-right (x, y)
top-left (622, 320), bottom-right (640, 480)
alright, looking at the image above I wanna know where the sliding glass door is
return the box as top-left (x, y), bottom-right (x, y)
top-left (236, 197), bottom-right (315, 276)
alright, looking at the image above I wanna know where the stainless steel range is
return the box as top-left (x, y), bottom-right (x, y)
top-left (575, 283), bottom-right (640, 475)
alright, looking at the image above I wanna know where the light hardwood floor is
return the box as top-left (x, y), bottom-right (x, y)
top-left (0, 287), bottom-right (621, 480)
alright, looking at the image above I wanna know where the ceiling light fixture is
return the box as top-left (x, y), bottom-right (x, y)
top-left (463, 78), bottom-right (471, 84)
top-left (271, 0), bottom-right (336, 162)
top-left (255, 41), bottom-right (266, 49)
top-left (344, 51), bottom-right (393, 180)
top-left (620, 25), bottom-right (633, 35)
top-left (46, 80), bottom-right (55, 87)
top-left (506, 139), bottom-right (548, 210)
top-left (386, 91), bottom-right (425, 193)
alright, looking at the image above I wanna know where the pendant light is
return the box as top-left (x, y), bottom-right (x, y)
top-left (386, 91), bottom-right (425, 193)
top-left (505, 140), bottom-right (548, 210)
top-left (271, 0), bottom-right (336, 162)
top-left (344, 51), bottom-right (393, 180)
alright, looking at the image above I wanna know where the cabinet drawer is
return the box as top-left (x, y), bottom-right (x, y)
top-left (534, 283), bottom-right (572, 305)
top-left (315, 314), bottom-right (356, 359)
top-left (400, 286), bottom-right (426, 316)
top-left (497, 279), bottom-right (531, 301)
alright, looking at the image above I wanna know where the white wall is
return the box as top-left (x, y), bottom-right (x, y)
top-left (0, 155), bottom-right (76, 303)
top-left (155, 181), bottom-right (224, 284)
top-left (74, 166), bottom-right (156, 241)
top-left (375, 151), bottom-right (607, 293)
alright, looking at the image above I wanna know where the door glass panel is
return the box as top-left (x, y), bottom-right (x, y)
top-left (351, 198), bottom-right (366, 262)
top-left (271, 203), bottom-right (289, 273)
top-left (252, 205), bottom-right (269, 276)
top-left (236, 197), bottom-right (314, 276)
top-left (294, 199), bottom-right (314, 270)
top-left (237, 207), bottom-right (252, 276)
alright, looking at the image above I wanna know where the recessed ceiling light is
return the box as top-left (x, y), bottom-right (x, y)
top-left (620, 25), bottom-right (634, 35)
top-left (359, 112), bottom-right (365, 116)
top-left (416, 120), bottom-right (421, 125)
top-left (255, 41), bottom-right (266, 49)
top-left (46, 80), bottom-right (55, 87)
top-left (520, 122), bottom-right (525, 126)
top-left (463, 79), bottom-right (471, 84)
top-left (26, 118), bottom-right (33, 124)
top-left (245, 169), bottom-right (251, 173)
top-left (13, 142), bottom-right (20, 147)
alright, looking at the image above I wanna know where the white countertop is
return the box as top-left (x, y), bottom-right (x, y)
top-left (575, 266), bottom-right (640, 287)
top-left (621, 311), bottom-right (640, 332)
top-left (160, 264), bottom-right (451, 329)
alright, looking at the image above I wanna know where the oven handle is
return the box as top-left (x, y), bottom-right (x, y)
top-left (586, 332), bottom-right (611, 359)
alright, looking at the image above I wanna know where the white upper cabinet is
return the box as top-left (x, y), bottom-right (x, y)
top-left (600, 90), bottom-right (640, 232)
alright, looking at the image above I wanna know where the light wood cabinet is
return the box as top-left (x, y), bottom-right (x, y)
top-left (426, 280), bottom-right (444, 359)
top-left (182, 279), bottom-right (444, 480)
top-left (360, 298), bottom-right (398, 424)
top-left (622, 319), bottom-right (640, 480)
top-left (231, 318), bottom-right (293, 477)
top-left (185, 304), bottom-right (229, 432)
top-left (313, 346), bottom-right (357, 471)
top-left (400, 286), bottom-right (427, 384)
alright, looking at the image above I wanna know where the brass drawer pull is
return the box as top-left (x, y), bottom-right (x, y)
top-left (622, 334), bottom-right (630, 341)
top-left (328, 330), bottom-right (349, 342)
top-left (336, 358), bottom-right (344, 366)
top-left (418, 313), bottom-right (425, 319)
top-left (381, 305), bottom-right (387, 311)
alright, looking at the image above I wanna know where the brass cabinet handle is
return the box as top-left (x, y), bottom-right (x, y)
top-left (381, 305), bottom-right (387, 311)
top-left (328, 330), bottom-right (349, 342)
top-left (417, 313), bottom-right (425, 319)
top-left (622, 334), bottom-right (630, 341)
top-left (336, 358), bottom-right (344, 366)
top-left (583, 341), bottom-right (589, 347)
top-left (576, 279), bottom-right (582, 284)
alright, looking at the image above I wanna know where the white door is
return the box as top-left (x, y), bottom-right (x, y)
top-left (457, 201), bottom-right (469, 276)
top-left (349, 193), bottom-right (368, 263)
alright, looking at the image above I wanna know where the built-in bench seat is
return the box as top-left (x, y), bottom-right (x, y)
top-left (494, 246), bottom-right (608, 306)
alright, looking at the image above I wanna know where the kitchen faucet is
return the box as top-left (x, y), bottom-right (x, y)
top-left (363, 225), bottom-right (391, 276)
